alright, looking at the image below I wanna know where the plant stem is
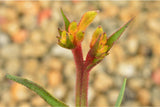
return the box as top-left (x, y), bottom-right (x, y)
top-left (72, 45), bottom-right (93, 107)
top-left (72, 44), bottom-right (84, 107)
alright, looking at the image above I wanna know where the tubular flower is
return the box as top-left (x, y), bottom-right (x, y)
top-left (89, 26), bottom-right (108, 59)
top-left (57, 9), bottom-right (98, 49)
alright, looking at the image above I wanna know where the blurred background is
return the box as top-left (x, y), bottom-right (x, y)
top-left (0, 1), bottom-right (160, 107)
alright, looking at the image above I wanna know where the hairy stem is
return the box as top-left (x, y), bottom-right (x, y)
top-left (72, 44), bottom-right (85, 107)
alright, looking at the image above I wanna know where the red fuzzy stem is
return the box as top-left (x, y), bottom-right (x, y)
top-left (72, 44), bottom-right (87, 107)
top-left (72, 44), bottom-right (96, 107)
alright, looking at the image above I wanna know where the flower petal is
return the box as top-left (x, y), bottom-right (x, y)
top-left (78, 11), bottom-right (98, 31)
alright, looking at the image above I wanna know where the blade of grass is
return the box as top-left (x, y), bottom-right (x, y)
top-left (115, 78), bottom-right (127, 107)
top-left (6, 74), bottom-right (68, 107)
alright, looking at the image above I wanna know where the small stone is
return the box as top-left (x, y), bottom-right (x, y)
top-left (23, 59), bottom-right (39, 74)
top-left (118, 63), bottom-right (135, 78)
top-left (22, 43), bottom-right (47, 57)
top-left (51, 45), bottom-right (73, 58)
top-left (148, 18), bottom-right (160, 33)
top-left (93, 73), bottom-right (113, 92)
top-left (64, 61), bottom-right (75, 78)
top-left (1, 91), bottom-right (12, 104)
top-left (126, 36), bottom-right (139, 54)
top-left (44, 58), bottom-right (62, 71)
top-left (138, 88), bottom-right (150, 106)
top-left (47, 70), bottom-right (62, 87)
top-left (0, 33), bottom-right (10, 47)
top-left (152, 69), bottom-right (160, 85)
top-left (4, 59), bottom-right (20, 74)
top-left (94, 95), bottom-right (109, 106)
top-left (129, 56), bottom-right (145, 70)
top-left (6, 22), bottom-right (19, 36)
top-left (18, 102), bottom-right (31, 107)
top-left (123, 101), bottom-right (141, 106)
top-left (128, 78), bottom-right (144, 92)
top-left (0, 103), bottom-right (5, 107)
top-left (38, 9), bottom-right (51, 25)
top-left (152, 87), bottom-right (160, 106)
top-left (30, 29), bottom-right (42, 43)
top-left (31, 95), bottom-right (46, 106)
top-left (1, 44), bottom-right (20, 59)
top-left (53, 84), bottom-right (67, 99)
top-left (88, 87), bottom-right (95, 104)
top-left (105, 53), bottom-right (116, 72)
top-left (11, 82), bottom-right (30, 101)
top-left (108, 90), bottom-right (119, 105)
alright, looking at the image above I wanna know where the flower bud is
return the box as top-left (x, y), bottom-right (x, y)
top-left (57, 30), bottom-right (75, 49)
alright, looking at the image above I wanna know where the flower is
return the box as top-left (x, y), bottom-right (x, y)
top-left (57, 9), bottom-right (98, 49)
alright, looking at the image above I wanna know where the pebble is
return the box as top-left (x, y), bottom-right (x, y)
top-left (12, 29), bottom-right (28, 44)
top-left (88, 87), bottom-right (95, 104)
top-left (0, 33), bottom-right (10, 47)
top-left (118, 63), bottom-right (135, 78)
top-left (123, 101), bottom-right (141, 106)
top-left (51, 45), bottom-right (73, 58)
top-left (44, 58), bottom-right (62, 71)
top-left (18, 102), bottom-right (31, 107)
top-left (22, 43), bottom-right (47, 57)
top-left (108, 90), bottom-right (119, 105)
top-left (94, 95), bottom-right (109, 106)
top-left (30, 29), bottom-right (42, 43)
top-left (53, 84), bottom-right (67, 99)
top-left (47, 70), bottom-right (62, 87)
top-left (31, 95), bottom-right (46, 106)
top-left (93, 73), bottom-right (113, 92)
top-left (11, 82), bottom-right (30, 101)
top-left (1, 44), bottom-right (20, 59)
top-left (4, 59), bottom-right (20, 74)
top-left (152, 87), bottom-right (160, 106)
top-left (23, 59), bottom-right (39, 74)
top-left (137, 88), bottom-right (150, 106)
top-left (148, 18), bottom-right (160, 33)
top-left (152, 69), bottom-right (160, 85)
top-left (128, 78), bottom-right (144, 92)
top-left (126, 36), bottom-right (139, 54)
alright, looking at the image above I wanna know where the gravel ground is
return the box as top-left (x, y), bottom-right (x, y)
top-left (0, 1), bottom-right (160, 107)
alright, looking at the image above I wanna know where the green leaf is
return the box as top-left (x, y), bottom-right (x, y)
top-left (6, 74), bottom-right (68, 107)
top-left (115, 78), bottom-right (127, 107)
top-left (107, 18), bottom-right (134, 51)
top-left (61, 8), bottom-right (70, 31)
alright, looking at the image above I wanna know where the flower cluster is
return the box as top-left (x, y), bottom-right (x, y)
top-left (58, 9), bottom-right (133, 66)
top-left (57, 9), bottom-right (98, 49)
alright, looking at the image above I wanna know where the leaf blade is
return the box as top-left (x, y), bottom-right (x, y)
top-left (107, 18), bottom-right (134, 51)
top-left (6, 74), bottom-right (68, 107)
top-left (61, 8), bottom-right (70, 31)
top-left (115, 78), bottom-right (127, 107)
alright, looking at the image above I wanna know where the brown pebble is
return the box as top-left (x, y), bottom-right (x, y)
top-left (93, 73), bottom-right (113, 92)
top-left (47, 70), bottom-right (62, 87)
top-left (12, 30), bottom-right (28, 44)
top-left (94, 95), bottom-right (109, 106)
top-left (11, 82), bottom-right (30, 101)
top-left (31, 95), bottom-right (46, 106)
top-left (137, 88), bottom-right (150, 106)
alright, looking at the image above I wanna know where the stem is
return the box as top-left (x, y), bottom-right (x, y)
top-left (72, 44), bottom-right (85, 107)
top-left (72, 45), bottom-right (94, 107)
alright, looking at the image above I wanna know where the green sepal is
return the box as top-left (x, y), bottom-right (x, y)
top-left (61, 8), bottom-right (70, 31)
top-left (106, 18), bottom-right (134, 51)
top-left (58, 28), bottom-right (62, 36)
